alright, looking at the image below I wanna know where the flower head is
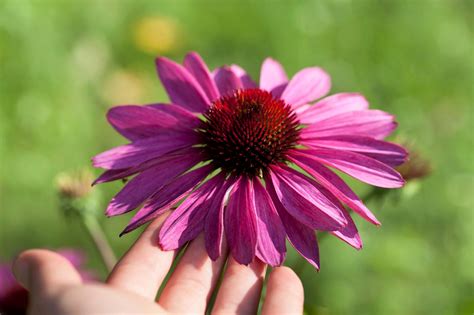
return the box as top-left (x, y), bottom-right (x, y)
top-left (396, 149), bottom-right (431, 182)
top-left (92, 52), bottom-right (407, 268)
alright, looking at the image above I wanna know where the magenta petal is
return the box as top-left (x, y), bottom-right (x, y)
top-left (259, 58), bottom-right (288, 97)
top-left (204, 176), bottom-right (236, 260)
top-left (301, 135), bottom-right (408, 167)
top-left (184, 52), bottom-right (219, 101)
top-left (93, 168), bottom-right (133, 185)
top-left (120, 164), bottom-right (213, 235)
top-left (252, 178), bottom-right (286, 267)
top-left (155, 57), bottom-right (210, 112)
top-left (93, 147), bottom-right (195, 185)
top-left (266, 165), bottom-right (348, 231)
top-left (281, 67), bottom-right (331, 108)
top-left (267, 187), bottom-right (320, 269)
top-left (105, 151), bottom-right (202, 217)
top-left (225, 177), bottom-right (258, 265)
top-left (92, 132), bottom-right (198, 169)
top-left (301, 148), bottom-right (405, 188)
top-left (147, 103), bottom-right (201, 127)
top-left (159, 174), bottom-right (225, 250)
top-left (289, 150), bottom-right (380, 225)
top-left (214, 66), bottom-right (243, 96)
top-left (298, 93), bottom-right (369, 125)
top-left (229, 64), bottom-right (258, 89)
top-left (107, 105), bottom-right (191, 141)
top-left (301, 110), bottom-right (397, 140)
top-left (330, 208), bottom-right (363, 249)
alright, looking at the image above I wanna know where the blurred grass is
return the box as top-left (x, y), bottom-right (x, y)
top-left (0, 0), bottom-right (473, 314)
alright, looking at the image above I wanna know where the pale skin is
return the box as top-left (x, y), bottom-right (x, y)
top-left (13, 214), bottom-right (304, 314)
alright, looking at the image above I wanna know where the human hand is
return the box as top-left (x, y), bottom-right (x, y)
top-left (13, 216), bottom-right (304, 315)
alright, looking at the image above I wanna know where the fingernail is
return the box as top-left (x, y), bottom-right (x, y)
top-left (12, 255), bottom-right (30, 288)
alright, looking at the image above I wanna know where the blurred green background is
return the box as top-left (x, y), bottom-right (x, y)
top-left (0, 0), bottom-right (473, 314)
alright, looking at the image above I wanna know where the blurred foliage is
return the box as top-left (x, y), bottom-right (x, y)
top-left (0, 0), bottom-right (473, 314)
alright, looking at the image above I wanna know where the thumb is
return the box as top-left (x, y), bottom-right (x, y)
top-left (13, 249), bottom-right (83, 297)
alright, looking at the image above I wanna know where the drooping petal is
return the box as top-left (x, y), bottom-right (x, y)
top-left (300, 148), bottom-right (405, 188)
top-left (281, 67), bottom-right (331, 108)
top-left (301, 110), bottom-right (397, 140)
top-left (330, 208), bottom-right (363, 249)
top-left (105, 150), bottom-right (203, 217)
top-left (253, 178), bottom-right (286, 267)
top-left (229, 64), bottom-right (258, 88)
top-left (259, 58), bottom-right (288, 98)
top-left (267, 186), bottom-right (320, 269)
top-left (159, 174), bottom-right (226, 250)
top-left (183, 52), bottom-right (220, 101)
top-left (301, 135), bottom-right (408, 167)
top-left (204, 176), bottom-right (236, 260)
top-left (298, 93), bottom-right (369, 125)
top-left (107, 105), bottom-right (192, 141)
top-left (266, 165), bottom-right (348, 231)
top-left (225, 177), bottom-right (258, 265)
top-left (120, 164), bottom-right (213, 235)
top-left (213, 66), bottom-right (243, 96)
top-left (155, 57), bottom-right (210, 112)
top-left (92, 131), bottom-right (198, 169)
top-left (288, 150), bottom-right (380, 225)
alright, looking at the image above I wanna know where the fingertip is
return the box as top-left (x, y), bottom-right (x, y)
top-left (13, 249), bottom-right (51, 288)
top-left (13, 249), bottom-right (82, 295)
top-left (262, 266), bottom-right (304, 315)
top-left (269, 266), bottom-right (304, 296)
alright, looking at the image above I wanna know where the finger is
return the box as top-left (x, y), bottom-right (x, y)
top-left (261, 267), bottom-right (304, 315)
top-left (158, 234), bottom-right (227, 313)
top-left (212, 257), bottom-right (266, 315)
top-left (107, 212), bottom-right (176, 299)
top-left (13, 249), bottom-right (82, 297)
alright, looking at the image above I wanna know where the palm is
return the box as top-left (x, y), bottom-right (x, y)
top-left (15, 214), bottom-right (303, 315)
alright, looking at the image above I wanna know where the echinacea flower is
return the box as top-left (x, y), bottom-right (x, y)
top-left (92, 52), bottom-right (407, 268)
top-left (0, 250), bottom-right (94, 315)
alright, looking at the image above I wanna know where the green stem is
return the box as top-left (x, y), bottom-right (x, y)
top-left (82, 215), bottom-right (117, 272)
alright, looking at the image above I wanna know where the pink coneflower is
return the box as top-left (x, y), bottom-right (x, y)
top-left (0, 250), bottom-right (94, 315)
top-left (93, 52), bottom-right (407, 268)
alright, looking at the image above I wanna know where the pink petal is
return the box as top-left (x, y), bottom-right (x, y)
top-left (107, 105), bottom-right (194, 141)
top-left (300, 148), bottom-right (405, 188)
top-left (267, 186), bottom-right (320, 269)
top-left (92, 131), bottom-right (198, 169)
top-left (301, 109), bottom-right (397, 140)
top-left (213, 66), bottom-right (243, 96)
top-left (259, 58), bottom-right (288, 97)
top-left (225, 177), bottom-right (258, 265)
top-left (288, 150), bottom-right (380, 225)
top-left (204, 176), bottom-right (236, 260)
top-left (252, 178), bottom-right (286, 267)
top-left (229, 64), bottom-right (258, 88)
top-left (301, 135), bottom-right (408, 167)
top-left (120, 164), bottom-right (213, 235)
top-left (330, 208), bottom-right (363, 249)
top-left (281, 67), bottom-right (331, 108)
top-left (155, 57), bottom-right (210, 112)
top-left (93, 168), bottom-right (135, 185)
top-left (298, 93), bottom-right (369, 125)
top-left (93, 147), bottom-right (197, 185)
top-left (266, 165), bottom-right (348, 231)
top-left (183, 52), bottom-right (220, 101)
top-left (159, 174), bottom-right (226, 250)
top-left (105, 150), bottom-right (203, 217)
top-left (147, 103), bottom-right (201, 127)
